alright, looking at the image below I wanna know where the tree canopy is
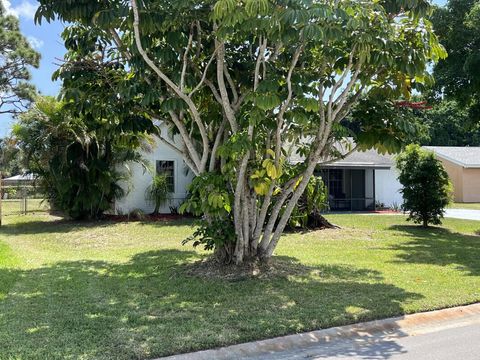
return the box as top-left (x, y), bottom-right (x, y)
top-left (35, 0), bottom-right (446, 263)
top-left (0, 3), bottom-right (40, 115)
top-left (431, 0), bottom-right (480, 117)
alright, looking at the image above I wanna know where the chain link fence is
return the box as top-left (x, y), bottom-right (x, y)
top-left (1, 184), bottom-right (50, 217)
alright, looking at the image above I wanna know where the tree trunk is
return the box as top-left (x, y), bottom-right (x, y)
top-left (307, 211), bottom-right (340, 229)
top-left (422, 217), bottom-right (428, 228)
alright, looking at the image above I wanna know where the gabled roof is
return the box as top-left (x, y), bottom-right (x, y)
top-left (288, 138), bottom-right (395, 169)
top-left (322, 148), bottom-right (394, 169)
top-left (3, 173), bottom-right (35, 181)
top-left (424, 146), bottom-right (480, 168)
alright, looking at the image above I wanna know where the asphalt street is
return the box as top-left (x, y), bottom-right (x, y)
top-left (444, 209), bottom-right (480, 221)
top-left (252, 323), bottom-right (480, 360)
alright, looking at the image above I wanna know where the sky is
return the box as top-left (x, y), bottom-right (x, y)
top-left (0, 0), bottom-right (448, 137)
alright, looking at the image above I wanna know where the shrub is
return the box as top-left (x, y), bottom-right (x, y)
top-left (13, 96), bottom-right (156, 220)
top-left (145, 174), bottom-right (171, 215)
top-left (288, 176), bottom-right (329, 229)
top-left (396, 144), bottom-right (452, 227)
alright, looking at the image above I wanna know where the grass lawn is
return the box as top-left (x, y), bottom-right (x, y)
top-left (449, 202), bottom-right (480, 210)
top-left (1, 213), bottom-right (480, 359)
top-left (1, 199), bottom-right (49, 216)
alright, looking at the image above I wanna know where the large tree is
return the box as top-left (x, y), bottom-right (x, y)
top-left (430, 0), bottom-right (480, 117)
top-left (36, 0), bottom-right (445, 264)
top-left (0, 3), bottom-right (40, 115)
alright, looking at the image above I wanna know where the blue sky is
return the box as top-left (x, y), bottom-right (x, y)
top-left (0, 0), bottom-right (448, 136)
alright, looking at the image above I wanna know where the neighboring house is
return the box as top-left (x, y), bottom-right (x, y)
top-left (2, 173), bottom-right (36, 187)
top-left (425, 146), bottom-right (480, 203)
top-left (116, 125), bottom-right (403, 214)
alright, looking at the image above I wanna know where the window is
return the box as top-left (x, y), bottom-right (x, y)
top-left (156, 160), bottom-right (175, 192)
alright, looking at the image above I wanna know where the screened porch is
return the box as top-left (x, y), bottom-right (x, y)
top-left (316, 168), bottom-right (376, 211)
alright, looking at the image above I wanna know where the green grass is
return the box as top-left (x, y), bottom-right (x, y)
top-left (1, 199), bottom-right (49, 216)
top-left (0, 213), bottom-right (479, 359)
top-left (449, 202), bottom-right (480, 210)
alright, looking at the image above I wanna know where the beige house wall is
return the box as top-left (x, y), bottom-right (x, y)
top-left (438, 157), bottom-right (464, 202)
top-left (462, 168), bottom-right (480, 202)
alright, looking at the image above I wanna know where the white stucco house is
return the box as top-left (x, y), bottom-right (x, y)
top-left (114, 125), bottom-right (195, 215)
top-left (115, 125), bottom-right (403, 214)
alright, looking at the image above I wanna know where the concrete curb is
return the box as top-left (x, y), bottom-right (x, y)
top-left (158, 303), bottom-right (480, 360)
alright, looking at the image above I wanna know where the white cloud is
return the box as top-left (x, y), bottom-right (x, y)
top-left (27, 35), bottom-right (44, 49)
top-left (2, 0), bottom-right (37, 19)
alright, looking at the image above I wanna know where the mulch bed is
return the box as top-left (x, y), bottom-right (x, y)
top-left (104, 213), bottom-right (194, 222)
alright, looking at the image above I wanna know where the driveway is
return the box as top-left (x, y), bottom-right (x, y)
top-left (444, 208), bottom-right (480, 221)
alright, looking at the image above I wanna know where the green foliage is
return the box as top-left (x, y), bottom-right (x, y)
top-left (431, 0), bottom-right (480, 114)
top-left (183, 217), bottom-right (236, 252)
top-left (180, 173), bottom-right (233, 217)
top-left (343, 95), bottom-right (430, 153)
top-left (421, 100), bottom-right (480, 146)
top-left (145, 174), bottom-right (171, 214)
top-left (396, 144), bottom-right (452, 227)
top-left (0, 3), bottom-right (40, 114)
top-left (13, 96), bottom-right (153, 220)
top-left (180, 173), bottom-right (235, 251)
top-left (0, 137), bottom-right (23, 177)
top-left (288, 176), bottom-right (329, 229)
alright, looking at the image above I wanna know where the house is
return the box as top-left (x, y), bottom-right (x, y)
top-left (315, 149), bottom-right (403, 211)
top-left (425, 146), bottom-right (480, 203)
top-left (2, 173), bottom-right (36, 187)
top-left (115, 125), bottom-right (195, 215)
top-left (115, 128), bottom-right (404, 214)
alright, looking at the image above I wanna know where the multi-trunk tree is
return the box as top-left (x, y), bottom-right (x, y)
top-left (36, 0), bottom-right (445, 264)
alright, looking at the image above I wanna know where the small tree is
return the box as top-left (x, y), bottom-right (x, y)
top-left (145, 174), bottom-right (171, 215)
top-left (396, 144), bottom-right (452, 227)
top-left (289, 176), bottom-right (331, 229)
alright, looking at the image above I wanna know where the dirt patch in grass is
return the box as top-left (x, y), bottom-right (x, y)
top-left (183, 256), bottom-right (320, 281)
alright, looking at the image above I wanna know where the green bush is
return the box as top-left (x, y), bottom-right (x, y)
top-left (145, 174), bottom-right (171, 214)
top-left (13, 96), bottom-right (156, 220)
top-left (396, 144), bottom-right (452, 227)
top-left (288, 176), bottom-right (329, 229)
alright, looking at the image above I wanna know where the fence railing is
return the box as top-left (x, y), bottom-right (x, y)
top-left (0, 183), bottom-right (50, 223)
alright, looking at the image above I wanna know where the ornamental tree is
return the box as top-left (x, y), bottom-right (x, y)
top-left (396, 144), bottom-right (452, 227)
top-left (36, 0), bottom-right (445, 264)
top-left (0, 3), bottom-right (40, 114)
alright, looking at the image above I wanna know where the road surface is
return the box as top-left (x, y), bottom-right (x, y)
top-left (253, 323), bottom-right (480, 360)
top-left (161, 304), bottom-right (480, 360)
top-left (444, 209), bottom-right (480, 221)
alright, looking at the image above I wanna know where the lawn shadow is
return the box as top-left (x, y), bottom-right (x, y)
top-left (0, 217), bottom-right (194, 237)
top-left (388, 225), bottom-right (480, 276)
top-left (0, 249), bottom-right (420, 360)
